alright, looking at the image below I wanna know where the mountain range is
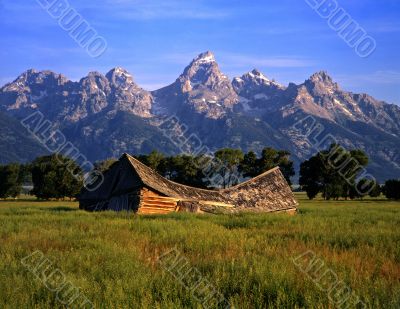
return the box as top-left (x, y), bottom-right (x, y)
top-left (1, 51), bottom-right (399, 182)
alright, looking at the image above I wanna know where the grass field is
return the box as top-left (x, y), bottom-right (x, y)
top-left (0, 194), bottom-right (399, 308)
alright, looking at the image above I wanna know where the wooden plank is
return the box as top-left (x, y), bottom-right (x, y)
top-left (142, 200), bottom-right (179, 204)
top-left (140, 203), bottom-right (176, 208)
top-left (141, 199), bottom-right (175, 203)
top-left (198, 201), bottom-right (234, 208)
top-left (139, 207), bottom-right (173, 212)
top-left (141, 203), bottom-right (176, 208)
top-left (138, 209), bottom-right (174, 215)
top-left (140, 205), bottom-right (177, 211)
top-left (141, 196), bottom-right (180, 202)
top-left (139, 208), bottom-right (176, 213)
top-left (177, 199), bottom-right (235, 208)
top-left (140, 188), bottom-right (234, 211)
top-left (141, 199), bottom-right (177, 205)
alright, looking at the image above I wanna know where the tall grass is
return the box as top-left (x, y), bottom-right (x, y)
top-left (0, 194), bottom-right (399, 308)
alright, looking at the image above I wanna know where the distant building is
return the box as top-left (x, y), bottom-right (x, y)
top-left (78, 153), bottom-right (298, 214)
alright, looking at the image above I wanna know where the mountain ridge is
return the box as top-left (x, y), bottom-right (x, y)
top-left (0, 51), bottom-right (399, 181)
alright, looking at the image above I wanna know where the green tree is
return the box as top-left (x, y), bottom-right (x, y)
top-left (341, 149), bottom-right (370, 199)
top-left (300, 144), bottom-right (370, 200)
top-left (383, 180), bottom-right (400, 200)
top-left (299, 156), bottom-right (323, 200)
top-left (31, 155), bottom-right (83, 200)
top-left (136, 150), bottom-right (165, 171)
top-left (161, 155), bottom-right (207, 188)
top-left (260, 148), bottom-right (295, 185)
top-left (368, 182), bottom-right (381, 198)
top-left (240, 148), bottom-right (295, 185)
top-left (0, 163), bottom-right (23, 199)
top-left (240, 151), bottom-right (259, 178)
top-left (136, 152), bottom-right (210, 188)
top-left (214, 148), bottom-right (244, 188)
top-left (94, 158), bottom-right (118, 173)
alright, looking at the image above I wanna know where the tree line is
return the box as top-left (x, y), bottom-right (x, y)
top-left (134, 147), bottom-right (295, 189)
top-left (0, 155), bottom-right (82, 200)
top-left (299, 144), bottom-right (398, 200)
top-left (0, 144), bottom-right (399, 201)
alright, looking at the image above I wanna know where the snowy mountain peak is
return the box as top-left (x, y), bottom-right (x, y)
top-left (182, 51), bottom-right (218, 76)
top-left (233, 69), bottom-right (283, 90)
top-left (248, 69), bottom-right (270, 82)
top-left (193, 51), bottom-right (216, 64)
top-left (153, 51), bottom-right (238, 119)
top-left (108, 67), bottom-right (128, 74)
top-left (179, 51), bottom-right (228, 86)
top-left (106, 67), bottom-right (135, 87)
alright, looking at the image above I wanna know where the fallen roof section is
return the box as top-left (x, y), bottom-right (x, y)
top-left (124, 153), bottom-right (298, 212)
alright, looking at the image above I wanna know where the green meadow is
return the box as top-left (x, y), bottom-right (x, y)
top-left (0, 194), bottom-right (399, 308)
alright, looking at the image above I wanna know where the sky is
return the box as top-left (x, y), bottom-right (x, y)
top-left (0, 0), bottom-right (399, 105)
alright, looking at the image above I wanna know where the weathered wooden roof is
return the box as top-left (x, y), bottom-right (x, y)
top-left (125, 154), bottom-right (227, 202)
top-left (79, 153), bottom-right (298, 212)
top-left (125, 154), bottom-right (298, 212)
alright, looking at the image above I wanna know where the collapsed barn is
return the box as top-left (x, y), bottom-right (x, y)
top-left (78, 153), bottom-right (298, 214)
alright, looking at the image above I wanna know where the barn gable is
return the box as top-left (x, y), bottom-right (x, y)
top-left (78, 156), bottom-right (143, 211)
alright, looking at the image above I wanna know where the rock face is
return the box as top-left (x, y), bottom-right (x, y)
top-left (0, 69), bottom-right (71, 121)
top-left (234, 69), bottom-right (400, 136)
top-left (0, 68), bottom-right (153, 123)
top-left (0, 51), bottom-right (399, 181)
top-left (233, 69), bottom-right (286, 115)
top-left (106, 67), bottom-right (153, 118)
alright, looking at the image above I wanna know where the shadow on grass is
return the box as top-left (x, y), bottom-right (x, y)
top-left (0, 199), bottom-right (40, 203)
top-left (137, 212), bottom-right (203, 222)
top-left (39, 206), bottom-right (78, 212)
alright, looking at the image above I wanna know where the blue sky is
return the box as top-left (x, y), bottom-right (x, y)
top-left (0, 0), bottom-right (399, 104)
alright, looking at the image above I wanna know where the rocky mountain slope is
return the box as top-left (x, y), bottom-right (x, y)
top-left (1, 51), bottom-right (399, 181)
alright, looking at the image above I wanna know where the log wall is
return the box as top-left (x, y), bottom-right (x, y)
top-left (137, 188), bottom-right (179, 214)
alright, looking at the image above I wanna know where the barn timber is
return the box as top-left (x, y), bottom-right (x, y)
top-left (78, 153), bottom-right (298, 214)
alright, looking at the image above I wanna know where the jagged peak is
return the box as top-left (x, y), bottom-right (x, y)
top-left (247, 69), bottom-right (271, 82)
top-left (106, 67), bottom-right (131, 76)
top-left (308, 71), bottom-right (334, 84)
top-left (18, 69), bottom-right (59, 78)
top-left (304, 71), bottom-right (340, 93)
top-left (234, 69), bottom-right (284, 89)
top-left (106, 67), bottom-right (134, 82)
top-left (13, 69), bottom-right (68, 85)
top-left (105, 68), bottom-right (137, 90)
top-left (79, 71), bottom-right (108, 86)
top-left (13, 69), bottom-right (38, 82)
top-left (179, 51), bottom-right (229, 87)
top-left (180, 51), bottom-right (217, 77)
top-left (192, 51), bottom-right (216, 65)
top-left (86, 71), bottom-right (105, 77)
top-left (24, 68), bottom-right (38, 75)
